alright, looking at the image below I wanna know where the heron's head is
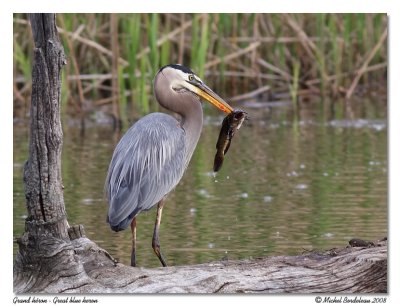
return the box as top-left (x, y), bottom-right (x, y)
top-left (154, 64), bottom-right (233, 114)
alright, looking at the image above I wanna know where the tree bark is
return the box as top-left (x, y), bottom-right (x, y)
top-left (22, 13), bottom-right (69, 237)
top-left (14, 13), bottom-right (71, 286)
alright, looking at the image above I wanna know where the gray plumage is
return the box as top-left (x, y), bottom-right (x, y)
top-left (105, 113), bottom-right (186, 231)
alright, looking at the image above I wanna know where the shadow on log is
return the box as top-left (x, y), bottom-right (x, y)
top-left (14, 230), bottom-right (387, 293)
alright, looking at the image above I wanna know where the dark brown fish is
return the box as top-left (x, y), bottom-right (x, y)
top-left (213, 109), bottom-right (247, 172)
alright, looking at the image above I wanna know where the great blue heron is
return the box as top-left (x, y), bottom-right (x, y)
top-left (105, 64), bottom-right (233, 267)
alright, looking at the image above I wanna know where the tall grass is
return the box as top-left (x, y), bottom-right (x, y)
top-left (147, 13), bottom-right (159, 76)
top-left (13, 37), bottom-right (31, 83)
top-left (290, 59), bottom-right (301, 106)
top-left (139, 55), bottom-right (149, 114)
top-left (190, 14), bottom-right (200, 73)
top-left (13, 13), bottom-right (387, 124)
top-left (123, 14), bottom-right (141, 117)
top-left (196, 15), bottom-right (210, 78)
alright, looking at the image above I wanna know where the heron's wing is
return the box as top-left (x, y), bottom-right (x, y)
top-left (105, 113), bottom-right (186, 229)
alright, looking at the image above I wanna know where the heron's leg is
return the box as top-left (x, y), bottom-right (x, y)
top-left (152, 200), bottom-right (168, 267)
top-left (130, 217), bottom-right (137, 267)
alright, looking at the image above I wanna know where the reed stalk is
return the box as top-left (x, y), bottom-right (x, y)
top-left (13, 13), bottom-right (387, 121)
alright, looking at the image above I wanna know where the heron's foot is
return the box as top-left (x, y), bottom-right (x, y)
top-left (152, 239), bottom-right (168, 267)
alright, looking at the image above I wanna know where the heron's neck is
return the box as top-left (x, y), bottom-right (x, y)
top-left (180, 101), bottom-right (203, 166)
top-left (153, 74), bottom-right (204, 166)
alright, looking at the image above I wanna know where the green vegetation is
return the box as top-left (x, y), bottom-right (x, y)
top-left (13, 13), bottom-right (387, 122)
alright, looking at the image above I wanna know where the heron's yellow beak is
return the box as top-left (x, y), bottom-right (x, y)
top-left (191, 83), bottom-right (233, 114)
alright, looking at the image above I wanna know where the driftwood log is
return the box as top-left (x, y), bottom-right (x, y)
top-left (13, 13), bottom-right (387, 294)
top-left (14, 229), bottom-right (387, 293)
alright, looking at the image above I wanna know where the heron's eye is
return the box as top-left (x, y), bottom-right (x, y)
top-left (188, 75), bottom-right (194, 82)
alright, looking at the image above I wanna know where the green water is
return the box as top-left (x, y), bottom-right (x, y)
top-left (13, 97), bottom-right (387, 268)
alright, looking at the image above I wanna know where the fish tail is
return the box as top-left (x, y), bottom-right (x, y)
top-left (213, 152), bottom-right (224, 172)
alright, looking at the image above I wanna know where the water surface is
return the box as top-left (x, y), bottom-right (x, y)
top-left (13, 97), bottom-right (387, 267)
